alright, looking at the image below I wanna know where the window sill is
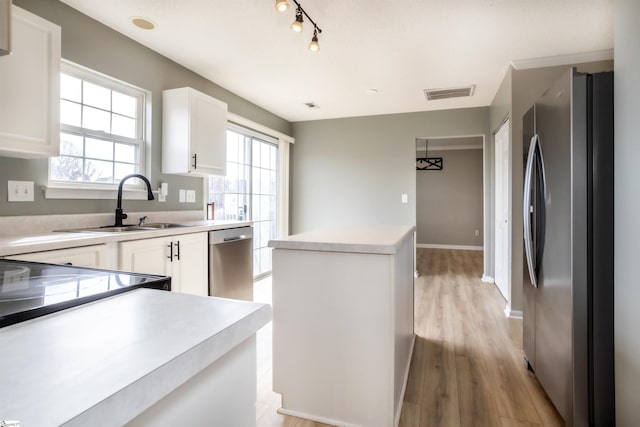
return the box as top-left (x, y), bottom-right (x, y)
top-left (44, 185), bottom-right (156, 200)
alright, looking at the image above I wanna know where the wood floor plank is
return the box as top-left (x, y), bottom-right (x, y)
top-left (500, 417), bottom-right (543, 427)
top-left (398, 402), bottom-right (420, 427)
top-left (418, 339), bottom-right (460, 427)
top-left (455, 355), bottom-right (502, 427)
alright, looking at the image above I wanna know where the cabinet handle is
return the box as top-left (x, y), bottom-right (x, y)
top-left (192, 153), bottom-right (197, 169)
top-left (167, 242), bottom-right (173, 261)
top-left (174, 241), bottom-right (181, 261)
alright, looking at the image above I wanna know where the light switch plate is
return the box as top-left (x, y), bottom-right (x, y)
top-left (179, 189), bottom-right (186, 203)
top-left (8, 180), bottom-right (34, 202)
top-left (186, 190), bottom-right (196, 203)
top-left (401, 193), bottom-right (408, 204)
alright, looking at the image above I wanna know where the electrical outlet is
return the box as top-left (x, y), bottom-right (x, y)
top-left (401, 193), bottom-right (408, 204)
top-left (475, 229), bottom-right (480, 236)
top-left (186, 190), bottom-right (196, 203)
top-left (8, 180), bottom-right (34, 202)
top-left (179, 189), bottom-right (186, 203)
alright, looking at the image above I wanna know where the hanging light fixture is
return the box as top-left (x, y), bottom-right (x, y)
top-left (275, 0), bottom-right (289, 12)
top-left (291, 7), bottom-right (304, 32)
top-left (277, 0), bottom-right (323, 52)
top-left (308, 27), bottom-right (320, 52)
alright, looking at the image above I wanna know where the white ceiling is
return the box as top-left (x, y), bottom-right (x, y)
top-left (59, 0), bottom-right (614, 123)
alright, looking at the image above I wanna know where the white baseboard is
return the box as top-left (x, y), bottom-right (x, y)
top-left (481, 275), bottom-right (494, 283)
top-left (416, 243), bottom-right (483, 251)
top-left (277, 408), bottom-right (359, 427)
top-left (504, 305), bottom-right (523, 319)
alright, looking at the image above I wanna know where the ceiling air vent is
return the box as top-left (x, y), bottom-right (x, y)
top-left (424, 85), bottom-right (476, 101)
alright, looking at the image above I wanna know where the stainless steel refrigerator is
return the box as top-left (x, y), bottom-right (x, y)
top-left (522, 68), bottom-right (614, 427)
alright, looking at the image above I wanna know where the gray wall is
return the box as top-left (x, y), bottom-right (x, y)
top-left (289, 107), bottom-right (491, 270)
top-left (615, 0), bottom-right (640, 424)
top-left (1, 0), bottom-right (290, 216)
top-left (416, 149), bottom-right (483, 247)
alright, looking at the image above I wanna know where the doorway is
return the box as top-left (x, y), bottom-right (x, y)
top-left (494, 119), bottom-right (510, 303)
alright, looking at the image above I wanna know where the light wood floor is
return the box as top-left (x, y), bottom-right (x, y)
top-left (255, 249), bottom-right (565, 427)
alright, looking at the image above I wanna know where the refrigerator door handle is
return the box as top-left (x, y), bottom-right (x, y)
top-left (523, 134), bottom-right (546, 287)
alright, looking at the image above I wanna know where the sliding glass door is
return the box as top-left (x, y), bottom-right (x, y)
top-left (208, 125), bottom-right (278, 278)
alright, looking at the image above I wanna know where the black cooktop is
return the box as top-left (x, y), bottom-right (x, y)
top-left (0, 260), bottom-right (171, 328)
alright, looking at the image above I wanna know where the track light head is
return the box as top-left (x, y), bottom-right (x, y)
top-left (275, 0), bottom-right (289, 12)
top-left (291, 7), bottom-right (304, 32)
top-left (308, 28), bottom-right (320, 52)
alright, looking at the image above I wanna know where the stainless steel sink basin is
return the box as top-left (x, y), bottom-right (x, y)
top-left (55, 223), bottom-right (192, 233)
top-left (136, 223), bottom-right (191, 229)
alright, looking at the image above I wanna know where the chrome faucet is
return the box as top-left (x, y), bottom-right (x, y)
top-left (115, 174), bottom-right (155, 226)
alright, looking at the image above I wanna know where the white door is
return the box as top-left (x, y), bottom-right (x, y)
top-left (494, 119), bottom-right (510, 302)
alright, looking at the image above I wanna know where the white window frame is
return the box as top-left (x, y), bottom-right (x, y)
top-left (221, 113), bottom-right (293, 239)
top-left (45, 60), bottom-right (152, 200)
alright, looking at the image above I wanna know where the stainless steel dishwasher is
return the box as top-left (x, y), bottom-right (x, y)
top-left (208, 226), bottom-right (253, 301)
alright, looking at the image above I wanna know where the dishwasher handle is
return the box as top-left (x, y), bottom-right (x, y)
top-left (209, 227), bottom-right (253, 244)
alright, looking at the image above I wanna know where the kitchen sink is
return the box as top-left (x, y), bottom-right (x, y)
top-left (136, 223), bottom-right (191, 229)
top-left (56, 223), bottom-right (192, 233)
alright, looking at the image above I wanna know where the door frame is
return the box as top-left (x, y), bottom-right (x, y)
top-left (494, 118), bottom-right (511, 310)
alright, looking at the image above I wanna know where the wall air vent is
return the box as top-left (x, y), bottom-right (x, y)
top-left (424, 85), bottom-right (476, 101)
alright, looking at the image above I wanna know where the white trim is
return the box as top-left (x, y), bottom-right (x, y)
top-left (481, 275), bottom-right (495, 283)
top-left (510, 49), bottom-right (614, 70)
top-left (227, 112), bottom-right (294, 144)
top-left (427, 144), bottom-right (482, 151)
top-left (416, 243), bottom-right (483, 251)
top-left (278, 139), bottom-right (290, 238)
top-left (504, 305), bottom-right (523, 319)
top-left (44, 185), bottom-right (155, 200)
top-left (277, 408), bottom-right (359, 427)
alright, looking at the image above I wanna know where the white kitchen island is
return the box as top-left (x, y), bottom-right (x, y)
top-left (269, 226), bottom-right (415, 427)
top-left (0, 289), bottom-right (271, 426)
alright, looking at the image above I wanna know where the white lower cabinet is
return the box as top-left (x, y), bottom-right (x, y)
top-left (5, 245), bottom-right (109, 268)
top-left (119, 232), bottom-right (208, 296)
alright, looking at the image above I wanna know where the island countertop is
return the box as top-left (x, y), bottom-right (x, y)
top-left (268, 226), bottom-right (416, 255)
top-left (0, 289), bottom-right (271, 426)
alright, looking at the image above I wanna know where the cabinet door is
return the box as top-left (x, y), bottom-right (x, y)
top-left (190, 89), bottom-right (227, 176)
top-left (6, 245), bottom-right (108, 268)
top-left (172, 232), bottom-right (208, 296)
top-left (119, 237), bottom-right (172, 278)
top-left (0, 6), bottom-right (60, 158)
top-left (162, 87), bottom-right (227, 176)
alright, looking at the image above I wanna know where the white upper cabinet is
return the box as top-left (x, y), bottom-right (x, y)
top-left (162, 87), bottom-right (227, 176)
top-left (0, 6), bottom-right (60, 158)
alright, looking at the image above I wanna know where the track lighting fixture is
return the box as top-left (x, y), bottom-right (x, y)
top-left (291, 7), bottom-right (304, 32)
top-left (275, 0), bottom-right (289, 12)
top-left (308, 27), bottom-right (320, 52)
top-left (276, 0), bottom-right (323, 52)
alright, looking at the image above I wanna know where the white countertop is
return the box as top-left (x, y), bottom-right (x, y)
top-left (268, 226), bottom-right (416, 254)
top-left (0, 220), bottom-right (251, 257)
top-left (0, 289), bottom-right (271, 426)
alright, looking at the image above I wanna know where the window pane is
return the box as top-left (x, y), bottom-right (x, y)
top-left (51, 156), bottom-right (83, 181)
top-left (112, 91), bottom-right (136, 118)
top-left (252, 166), bottom-right (260, 194)
top-left (60, 133), bottom-right (83, 156)
top-left (85, 159), bottom-right (113, 183)
top-left (112, 114), bottom-right (136, 138)
top-left (82, 106), bottom-right (110, 133)
top-left (114, 143), bottom-right (136, 163)
top-left (252, 139), bottom-right (261, 166)
top-left (261, 169), bottom-right (270, 195)
top-left (85, 137), bottom-right (113, 161)
top-left (224, 193), bottom-right (239, 220)
top-left (83, 81), bottom-right (111, 110)
top-left (114, 163), bottom-right (135, 180)
top-left (225, 162), bottom-right (238, 193)
top-left (61, 74), bottom-right (81, 102)
top-left (210, 175), bottom-right (225, 193)
top-left (261, 143), bottom-right (271, 168)
top-left (227, 133), bottom-right (238, 163)
top-left (60, 100), bottom-right (81, 127)
top-left (270, 144), bottom-right (277, 170)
